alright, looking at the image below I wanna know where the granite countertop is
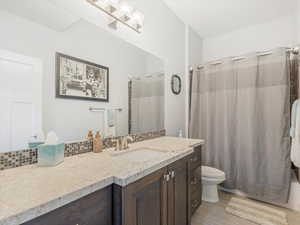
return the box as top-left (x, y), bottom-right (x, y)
top-left (0, 136), bottom-right (204, 225)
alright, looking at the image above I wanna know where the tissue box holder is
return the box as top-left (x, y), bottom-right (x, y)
top-left (38, 143), bottom-right (65, 167)
top-left (28, 142), bottom-right (45, 149)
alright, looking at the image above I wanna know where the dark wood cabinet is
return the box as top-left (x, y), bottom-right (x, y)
top-left (125, 167), bottom-right (168, 225)
top-left (113, 156), bottom-right (192, 225)
top-left (188, 146), bottom-right (202, 217)
top-left (22, 186), bottom-right (112, 225)
top-left (21, 146), bottom-right (202, 225)
top-left (167, 157), bottom-right (189, 225)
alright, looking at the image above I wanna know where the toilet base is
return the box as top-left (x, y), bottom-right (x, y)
top-left (202, 184), bottom-right (220, 203)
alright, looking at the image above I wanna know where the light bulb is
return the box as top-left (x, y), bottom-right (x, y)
top-left (100, 0), bottom-right (119, 13)
top-left (109, 0), bottom-right (120, 5)
top-left (119, 1), bottom-right (133, 15)
top-left (97, 0), bottom-right (109, 7)
top-left (132, 10), bottom-right (144, 26)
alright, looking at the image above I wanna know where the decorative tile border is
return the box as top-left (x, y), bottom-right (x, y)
top-left (0, 149), bottom-right (38, 171)
top-left (0, 130), bottom-right (166, 171)
top-left (64, 140), bottom-right (93, 157)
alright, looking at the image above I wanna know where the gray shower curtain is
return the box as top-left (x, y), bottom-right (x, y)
top-left (189, 48), bottom-right (292, 204)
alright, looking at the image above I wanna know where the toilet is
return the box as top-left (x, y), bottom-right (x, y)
top-left (201, 166), bottom-right (226, 203)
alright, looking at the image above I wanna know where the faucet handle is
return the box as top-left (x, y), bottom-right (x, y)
top-left (121, 136), bottom-right (133, 150)
top-left (127, 135), bottom-right (133, 142)
top-left (112, 138), bottom-right (120, 151)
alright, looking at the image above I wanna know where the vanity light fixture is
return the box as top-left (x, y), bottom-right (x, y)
top-left (86, 0), bottom-right (144, 33)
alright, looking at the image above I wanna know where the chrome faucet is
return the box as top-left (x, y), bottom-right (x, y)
top-left (113, 138), bottom-right (121, 151)
top-left (113, 136), bottom-right (133, 151)
top-left (121, 136), bottom-right (133, 150)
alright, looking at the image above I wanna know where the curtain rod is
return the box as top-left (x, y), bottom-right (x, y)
top-left (129, 72), bottom-right (164, 81)
top-left (196, 46), bottom-right (300, 70)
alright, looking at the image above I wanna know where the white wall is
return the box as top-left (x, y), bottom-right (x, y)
top-left (188, 28), bottom-right (203, 68)
top-left (203, 15), bottom-right (296, 62)
top-left (50, 0), bottom-right (187, 137)
top-left (184, 26), bottom-right (203, 136)
top-left (145, 54), bottom-right (164, 75)
top-left (0, 10), bottom-right (160, 141)
top-left (296, 1), bottom-right (300, 42)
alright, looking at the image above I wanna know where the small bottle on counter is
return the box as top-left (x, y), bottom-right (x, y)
top-left (87, 130), bottom-right (94, 140)
top-left (93, 131), bottom-right (103, 153)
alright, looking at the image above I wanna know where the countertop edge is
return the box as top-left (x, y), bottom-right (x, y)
top-left (114, 147), bottom-right (194, 186)
top-left (1, 177), bottom-right (115, 225)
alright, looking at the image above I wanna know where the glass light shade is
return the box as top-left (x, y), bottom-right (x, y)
top-left (108, 0), bottom-right (120, 6)
top-left (99, 0), bottom-right (119, 7)
top-left (119, 1), bottom-right (133, 15)
top-left (92, 0), bottom-right (106, 8)
top-left (132, 10), bottom-right (144, 26)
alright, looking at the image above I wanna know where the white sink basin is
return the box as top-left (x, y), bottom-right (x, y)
top-left (110, 148), bottom-right (166, 163)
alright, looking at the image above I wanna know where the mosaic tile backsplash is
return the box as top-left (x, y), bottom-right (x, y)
top-left (0, 130), bottom-right (166, 171)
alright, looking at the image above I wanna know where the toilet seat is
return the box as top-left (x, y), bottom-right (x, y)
top-left (202, 166), bottom-right (225, 179)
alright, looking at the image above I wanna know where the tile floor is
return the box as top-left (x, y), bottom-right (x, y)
top-left (191, 191), bottom-right (300, 225)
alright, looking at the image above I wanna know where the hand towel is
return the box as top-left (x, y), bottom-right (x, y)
top-left (106, 109), bottom-right (117, 137)
top-left (290, 100), bottom-right (299, 138)
top-left (107, 109), bottom-right (116, 127)
top-left (291, 100), bottom-right (300, 168)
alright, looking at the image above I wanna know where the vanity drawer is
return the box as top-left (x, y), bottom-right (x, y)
top-left (189, 146), bottom-right (201, 170)
top-left (22, 186), bottom-right (112, 225)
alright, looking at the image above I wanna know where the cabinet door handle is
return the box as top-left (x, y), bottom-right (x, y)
top-left (170, 171), bottom-right (175, 178)
top-left (164, 174), bottom-right (170, 182)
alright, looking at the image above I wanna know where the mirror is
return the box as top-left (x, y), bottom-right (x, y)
top-left (129, 72), bottom-right (165, 135)
top-left (0, 6), bottom-right (165, 152)
top-left (171, 74), bottom-right (182, 95)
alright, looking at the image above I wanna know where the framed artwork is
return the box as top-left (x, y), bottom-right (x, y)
top-left (56, 52), bottom-right (109, 102)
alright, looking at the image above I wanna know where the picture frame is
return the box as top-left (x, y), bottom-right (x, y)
top-left (55, 52), bottom-right (109, 102)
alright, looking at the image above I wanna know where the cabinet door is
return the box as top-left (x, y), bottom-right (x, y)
top-left (22, 186), bottom-right (112, 225)
top-left (188, 146), bottom-right (202, 219)
top-left (22, 202), bottom-right (81, 225)
top-left (167, 157), bottom-right (189, 225)
top-left (123, 167), bottom-right (168, 225)
top-left (77, 186), bottom-right (112, 225)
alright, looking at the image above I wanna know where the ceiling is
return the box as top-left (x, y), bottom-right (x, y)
top-left (163, 0), bottom-right (297, 37)
top-left (0, 0), bottom-right (141, 32)
top-left (0, 0), bottom-right (80, 31)
top-left (1, 0), bottom-right (297, 38)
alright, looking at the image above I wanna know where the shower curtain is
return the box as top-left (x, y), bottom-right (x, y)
top-left (189, 48), bottom-right (292, 204)
top-left (130, 76), bottom-right (164, 134)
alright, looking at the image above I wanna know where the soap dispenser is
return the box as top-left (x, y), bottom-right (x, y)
top-left (87, 130), bottom-right (94, 140)
top-left (93, 131), bottom-right (103, 153)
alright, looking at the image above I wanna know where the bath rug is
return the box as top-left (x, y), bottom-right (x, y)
top-left (225, 197), bottom-right (288, 225)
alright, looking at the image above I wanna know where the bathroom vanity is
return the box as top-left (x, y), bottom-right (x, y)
top-left (113, 146), bottom-right (202, 225)
top-left (0, 137), bottom-right (203, 225)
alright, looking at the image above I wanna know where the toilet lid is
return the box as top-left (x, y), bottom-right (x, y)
top-left (202, 166), bottom-right (225, 179)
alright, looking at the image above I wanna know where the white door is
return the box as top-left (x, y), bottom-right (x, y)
top-left (0, 49), bottom-right (42, 152)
